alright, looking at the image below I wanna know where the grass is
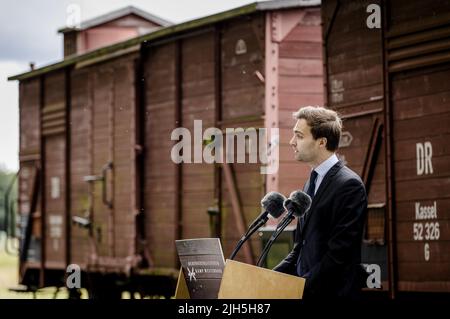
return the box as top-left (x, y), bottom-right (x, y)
top-left (0, 234), bottom-right (82, 299)
top-left (0, 234), bottom-right (171, 299)
top-left (0, 235), bottom-right (23, 299)
top-left (0, 235), bottom-right (162, 299)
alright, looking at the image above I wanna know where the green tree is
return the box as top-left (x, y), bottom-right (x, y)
top-left (0, 167), bottom-right (18, 235)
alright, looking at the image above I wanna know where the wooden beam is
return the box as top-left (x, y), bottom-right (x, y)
top-left (222, 163), bottom-right (255, 264)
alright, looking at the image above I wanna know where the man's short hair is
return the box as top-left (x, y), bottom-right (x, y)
top-left (293, 106), bottom-right (342, 151)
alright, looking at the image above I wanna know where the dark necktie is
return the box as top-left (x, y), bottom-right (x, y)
top-left (306, 170), bottom-right (318, 199)
top-left (297, 170), bottom-right (318, 276)
top-left (300, 170), bottom-right (318, 230)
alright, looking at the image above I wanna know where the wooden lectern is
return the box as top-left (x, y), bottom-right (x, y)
top-left (175, 259), bottom-right (305, 299)
top-left (175, 268), bottom-right (190, 299)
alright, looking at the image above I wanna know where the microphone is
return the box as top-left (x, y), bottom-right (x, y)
top-left (256, 190), bottom-right (311, 267)
top-left (229, 192), bottom-right (286, 260)
top-left (249, 191), bottom-right (286, 231)
top-left (279, 190), bottom-right (312, 228)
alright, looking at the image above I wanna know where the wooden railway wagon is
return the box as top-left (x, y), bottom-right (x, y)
top-left (322, 0), bottom-right (450, 297)
top-left (8, 0), bottom-right (323, 297)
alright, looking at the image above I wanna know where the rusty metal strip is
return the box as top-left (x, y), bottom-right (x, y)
top-left (42, 127), bottom-right (66, 136)
top-left (41, 102), bottom-right (65, 114)
top-left (387, 11), bottom-right (450, 38)
top-left (361, 118), bottom-right (383, 194)
top-left (388, 38), bottom-right (450, 62)
top-left (42, 118), bottom-right (65, 129)
top-left (109, 68), bottom-right (115, 258)
top-left (134, 49), bottom-right (154, 266)
top-left (388, 50), bottom-right (450, 73)
top-left (382, 0), bottom-right (398, 299)
top-left (214, 25), bottom-right (223, 238)
top-left (387, 20), bottom-right (450, 73)
top-left (388, 27), bottom-right (450, 50)
top-left (65, 67), bottom-right (72, 269)
top-left (87, 70), bottom-right (97, 261)
top-left (39, 75), bottom-right (46, 288)
top-left (41, 111), bottom-right (65, 121)
top-left (174, 40), bottom-right (183, 267)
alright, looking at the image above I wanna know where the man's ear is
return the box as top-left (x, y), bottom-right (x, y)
top-left (319, 137), bottom-right (327, 148)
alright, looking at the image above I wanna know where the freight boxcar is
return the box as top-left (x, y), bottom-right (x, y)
top-left (8, 0), bottom-right (322, 298)
top-left (322, 0), bottom-right (450, 298)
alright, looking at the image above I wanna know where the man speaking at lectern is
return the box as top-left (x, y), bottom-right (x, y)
top-left (273, 106), bottom-right (368, 299)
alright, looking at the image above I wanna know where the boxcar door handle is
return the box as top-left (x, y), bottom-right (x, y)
top-left (102, 161), bottom-right (113, 209)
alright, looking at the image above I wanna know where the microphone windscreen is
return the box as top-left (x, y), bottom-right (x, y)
top-left (284, 190), bottom-right (312, 218)
top-left (261, 191), bottom-right (286, 218)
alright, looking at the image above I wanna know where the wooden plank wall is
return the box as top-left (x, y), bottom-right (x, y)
top-left (144, 43), bottom-right (178, 268)
top-left (89, 56), bottom-right (137, 260)
top-left (112, 58), bottom-right (137, 259)
top-left (392, 64), bottom-right (450, 292)
top-left (42, 71), bottom-right (66, 269)
top-left (323, 0), bottom-right (450, 293)
top-left (69, 68), bottom-right (90, 267)
top-left (322, 0), bottom-right (388, 285)
top-left (143, 14), bottom-right (266, 267)
top-left (385, 0), bottom-right (450, 292)
top-left (387, 0), bottom-right (450, 293)
top-left (277, 8), bottom-right (324, 197)
top-left (181, 33), bottom-right (216, 240)
top-left (324, 0), bottom-right (385, 192)
top-left (220, 14), bottom-right (265, 261)
top-left (69, 55), bottom-right (138, 266)
top-left (19, 80), bottom-right (41, 160)
top-left (91, 65), bottom-right (114, 258)
top-left (18, 79), bottom-right (41, 266)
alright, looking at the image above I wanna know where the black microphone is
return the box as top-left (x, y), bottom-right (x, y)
top-left (256, 190), bottom-right (311, 267)
top-left (249, 192), bottom-right (286, 231)
top-left (229, 192), bottom-right (286, 260)
top-left (280, 190), bottom-right (312, 226)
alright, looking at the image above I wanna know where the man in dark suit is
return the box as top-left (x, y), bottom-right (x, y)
top-left (274, 106), bottom-right (368, 298)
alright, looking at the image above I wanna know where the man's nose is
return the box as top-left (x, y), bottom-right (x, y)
top-left (289, 135), bottom-right (295, 146)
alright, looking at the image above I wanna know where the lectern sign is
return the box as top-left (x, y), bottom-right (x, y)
top-left (175, 238), bottom-right (225, 299)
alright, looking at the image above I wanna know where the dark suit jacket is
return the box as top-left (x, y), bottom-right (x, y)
top-left (274, 160), bottom-right (368, 299)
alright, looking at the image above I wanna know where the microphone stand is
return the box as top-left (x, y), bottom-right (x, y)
top-left (256, 214), bottom-right (294, 267)
top-left (229, 216), bottom-right (268, 260)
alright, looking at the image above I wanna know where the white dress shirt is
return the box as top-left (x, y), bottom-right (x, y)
top-left (311, 153), bottom-right (339, 195)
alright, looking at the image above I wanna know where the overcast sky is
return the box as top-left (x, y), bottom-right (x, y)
top-left (0, 0), bottom-right (257, 172)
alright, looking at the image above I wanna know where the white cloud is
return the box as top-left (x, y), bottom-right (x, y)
top-left (0, 0), bottom-right (257, 173)
top-left (0, 0), bottom-right (256, 65)
top-left (0, 61), bottom-right (27, 172)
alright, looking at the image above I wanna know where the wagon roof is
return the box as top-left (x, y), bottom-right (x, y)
top-left (8, 0), bottom-right (320, 81)
top-left (57, 5), bottom-right (173, 33)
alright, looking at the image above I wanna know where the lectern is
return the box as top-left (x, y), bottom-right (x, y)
top-left (175, 259), bottom-right (305, 299)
